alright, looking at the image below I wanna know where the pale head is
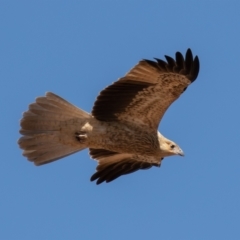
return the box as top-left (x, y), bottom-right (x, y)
top-left (158, 132), bottom-right (184, 157)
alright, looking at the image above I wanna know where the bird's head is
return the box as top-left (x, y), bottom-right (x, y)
top-left (158, 133), bottom-right (184, 157)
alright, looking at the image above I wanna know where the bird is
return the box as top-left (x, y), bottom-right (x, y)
top-left (18, 49), bottom-right (200, 184)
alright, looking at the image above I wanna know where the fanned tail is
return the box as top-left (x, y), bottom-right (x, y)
top-left (18, 92), bottom-right (91, 165)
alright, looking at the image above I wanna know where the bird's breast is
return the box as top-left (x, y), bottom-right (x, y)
top-left (86, 119), bottom-right (160, 156)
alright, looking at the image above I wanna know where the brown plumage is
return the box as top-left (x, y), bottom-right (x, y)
top-left (18, 49), bottom-right (200, 184)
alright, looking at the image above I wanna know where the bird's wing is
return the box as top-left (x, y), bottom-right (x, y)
top-left (92, 49), bottom-right (199, 130)
top-left (89, 148), bottom-right (160, 184)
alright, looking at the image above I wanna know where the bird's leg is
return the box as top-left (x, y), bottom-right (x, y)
top-left (75, 131), bottom-right (87, 143)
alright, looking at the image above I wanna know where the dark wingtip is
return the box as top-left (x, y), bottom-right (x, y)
top-left (145, 48), bottom-right (200, 83)
top-left (164, 55), bottom-right (176, 68)
top-left (90, 175), bottom-right (104, 185)
top-left (185, 49), bottom-right (193, 74)
top-left (175, 51), bottom-right (184, 69)
top-left (191, 55), bottom-right (200, 82)
top-left (90, 172), bottom-right (98, 182)
top-left (185, 48), bottom-right (200, 82)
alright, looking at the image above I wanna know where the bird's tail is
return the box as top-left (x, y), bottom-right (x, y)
top-left (18, 92), bottom-right (91, 165)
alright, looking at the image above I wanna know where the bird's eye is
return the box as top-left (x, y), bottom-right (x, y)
top-left (170, 144), bottom-right (175, 149)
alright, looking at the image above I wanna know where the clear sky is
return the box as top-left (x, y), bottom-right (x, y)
top-left (1, 1), bottom-right (240, 239)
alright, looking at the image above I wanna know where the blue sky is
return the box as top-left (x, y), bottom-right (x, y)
top-left (1, 1), bottom-right (240, 239)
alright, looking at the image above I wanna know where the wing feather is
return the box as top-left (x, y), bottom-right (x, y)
top-left (89, 148), bottom-right (160, 184)
top-left (92, 49), bottom-right (199, 129)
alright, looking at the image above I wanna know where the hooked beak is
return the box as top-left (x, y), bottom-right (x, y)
top-left (177, 148), bottom-right (184, 156)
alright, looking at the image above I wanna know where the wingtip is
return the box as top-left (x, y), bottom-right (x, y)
top-left (145, 48), bottom-right (200, 82)
top-left (186, 48), bottom-right (192, 55)
top-left (185, 48), bottom-right (200, 82)
top-left (191, 55), bottom-right (200, 81)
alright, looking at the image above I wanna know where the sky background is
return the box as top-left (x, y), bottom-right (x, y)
top-left (1, 1), bottom-right (240, 239)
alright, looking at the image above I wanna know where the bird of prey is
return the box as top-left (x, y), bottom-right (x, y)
top-left (18, 49), bottom-right (199, 184)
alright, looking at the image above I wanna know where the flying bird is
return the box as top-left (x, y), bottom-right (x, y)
top-left (18, 49), bottom-right (200, 184)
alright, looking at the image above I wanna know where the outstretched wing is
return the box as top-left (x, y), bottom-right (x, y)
top-left (92, 49), bottom-right (199, 130)
top-left (89, 148), bottom-right (160, 184)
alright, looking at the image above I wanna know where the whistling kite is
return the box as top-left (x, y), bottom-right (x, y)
top-left (18, 49), bottom-right (199, 184)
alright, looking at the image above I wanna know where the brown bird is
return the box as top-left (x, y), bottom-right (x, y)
top-left (18, 49), bottom-right (199, 184)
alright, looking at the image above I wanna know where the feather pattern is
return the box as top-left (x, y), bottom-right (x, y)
top-left (18, 92), bottom-right (90, 165)
top-left (92, 49), bottom-right (199, 129)
top-left (89, 148), bottom-right (161, 184)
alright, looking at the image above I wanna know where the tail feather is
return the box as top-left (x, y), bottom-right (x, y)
top-left (23, 145), bottom-right (82, 166)
top-left (18, 92), bottom-right (91, 165)
top-left (45, 92), bottom-right (89, 118)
